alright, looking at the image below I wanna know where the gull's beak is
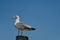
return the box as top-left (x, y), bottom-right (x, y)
top-left (12, 16), bottom-right (16, 19)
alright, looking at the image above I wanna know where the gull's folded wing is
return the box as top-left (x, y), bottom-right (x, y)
top-left (15, 22), bottom-right (36, 30)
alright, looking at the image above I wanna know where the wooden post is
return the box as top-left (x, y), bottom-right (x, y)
top-left (16, 36), bottom-right (28, 40)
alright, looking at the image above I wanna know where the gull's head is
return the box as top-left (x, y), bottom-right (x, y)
top-left (12, 15), bottom-right (20, 20)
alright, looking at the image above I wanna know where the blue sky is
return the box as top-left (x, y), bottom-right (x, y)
top-left (0, 0), bottom-right (60, 40)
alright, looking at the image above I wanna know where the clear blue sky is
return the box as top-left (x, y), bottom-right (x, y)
top-left (0, 0), bottom-right (60, 40)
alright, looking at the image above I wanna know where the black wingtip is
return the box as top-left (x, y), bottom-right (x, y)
top-left (31, 28), bottom-right (36, 30)
top-left (27, 28), bottom-right (36, 31)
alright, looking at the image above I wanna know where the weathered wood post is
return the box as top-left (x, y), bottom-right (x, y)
top-left (16, 36), bottom-right (28, 40)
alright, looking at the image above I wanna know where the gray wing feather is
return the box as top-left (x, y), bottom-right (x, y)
top-left (15, 22), bottom-right (31, 28)
top-left (15, 22), bottom-right (36, 31)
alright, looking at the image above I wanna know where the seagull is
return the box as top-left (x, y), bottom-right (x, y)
top-left (13, 15), bottom-right (36, 35)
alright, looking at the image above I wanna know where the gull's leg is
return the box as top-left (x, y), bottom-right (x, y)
top-left (18, 30), bottom-right (20, 36)
top-left (21, 31), bottom-right (23, 36)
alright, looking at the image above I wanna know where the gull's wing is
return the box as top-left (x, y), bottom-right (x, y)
top-left (15, 22), bottom-right (31, 30)
top-left (15, 22), bottom-right (36, 30)
top-left (15, 22), bottom-right (31, 28)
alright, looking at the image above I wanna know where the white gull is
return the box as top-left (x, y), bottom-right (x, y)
top-left (13, 15), bottom-right (36, 35)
